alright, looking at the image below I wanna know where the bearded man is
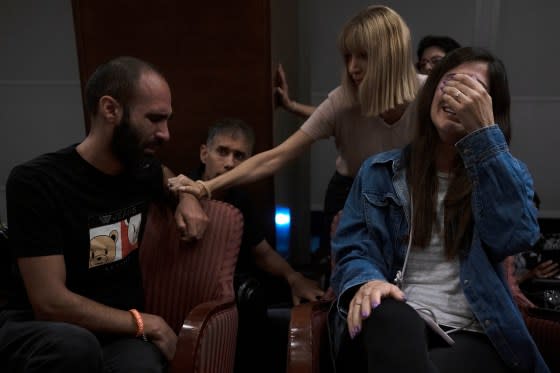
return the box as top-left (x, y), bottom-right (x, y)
top-left (0, 56), bottom-right (206, 372)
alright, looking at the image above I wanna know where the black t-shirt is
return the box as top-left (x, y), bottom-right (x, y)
top-left (189, 167), bottom-right (265, 275)
top-left (6, 145), bottom-right (163, 311)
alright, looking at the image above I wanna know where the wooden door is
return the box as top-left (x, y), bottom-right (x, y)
top-left (72, 0), bottom-right (276, 241)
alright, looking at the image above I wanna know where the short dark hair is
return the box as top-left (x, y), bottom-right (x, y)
top-left (206, 118), bottom-right (255, 153)
top-left (416, 35), bottom-right (461, 61)
top-left (84, 56), bottom-right (164, 116)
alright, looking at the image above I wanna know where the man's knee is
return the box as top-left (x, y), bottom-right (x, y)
top-left (102, 338), bottom-right (166, 373)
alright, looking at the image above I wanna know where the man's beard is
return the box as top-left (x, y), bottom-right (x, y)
top-left (111, 108), bottom-right (146, 169)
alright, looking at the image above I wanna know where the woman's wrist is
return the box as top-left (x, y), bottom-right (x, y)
top-left (287, 100), bottom-right (298, 113)
top-left (195, 180), bottom-right (212, 199)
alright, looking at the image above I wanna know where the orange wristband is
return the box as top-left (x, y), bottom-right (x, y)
top-left (129, 308), bottom-right (147, 341)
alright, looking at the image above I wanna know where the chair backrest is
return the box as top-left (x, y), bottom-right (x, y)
top-left (139, 199), bottom-right (243, 333)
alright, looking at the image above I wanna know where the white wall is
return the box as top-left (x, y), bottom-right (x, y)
top-left (0, 0), bottom-right (85, 223)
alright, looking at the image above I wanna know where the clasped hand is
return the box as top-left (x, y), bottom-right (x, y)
top-left (169, 174), bottom-right (209, 240)
top-left (168, 174), bottom-right (207, 199)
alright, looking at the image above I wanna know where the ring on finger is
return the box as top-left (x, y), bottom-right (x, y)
top-left (454, 89), bottom-right (462, 100)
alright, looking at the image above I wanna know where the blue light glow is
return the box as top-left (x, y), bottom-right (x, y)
top-left (275, 210), bottom-right (291, 226)
top-left (275, 206), bottom-right (291, 257)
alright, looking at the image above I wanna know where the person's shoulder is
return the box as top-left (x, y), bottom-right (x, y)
top-left (356, 148), bottom-right (404, 185)
top-left (223, 187), bottom-right (252, 210)
top-left (322, 86), bottom-right (356, 113)
top-left (326, 86), bottom-right (348, 103)
top-left (9, 145), bottom-right (77, 181)
top-left (363, 148), bottom-right (403, 170)
top-left (328, 86), bottom-right (344, 97)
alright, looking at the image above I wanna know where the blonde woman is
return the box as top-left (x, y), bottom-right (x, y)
top-left (170, 5), bottom-right (424, 261)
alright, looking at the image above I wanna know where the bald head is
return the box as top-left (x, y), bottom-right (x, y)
top-left (85, 56), bottom-right (166, 117)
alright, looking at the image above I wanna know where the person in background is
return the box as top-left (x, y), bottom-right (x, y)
top-left (330, 47), bottom-right (548, 372)
top-left (170, 5), bottom-right (425, 288)
top-left (0, 56), bottom-right (206, 372)
top-left (416, 35), bottom-right (461, 75)
top-left (187, 118), bottom-right (324, 372)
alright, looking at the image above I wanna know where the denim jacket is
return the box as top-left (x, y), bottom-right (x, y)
top-left (331, 125), bottom-right (548, 372)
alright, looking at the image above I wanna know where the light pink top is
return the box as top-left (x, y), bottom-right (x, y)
top-left (300, 75), bottom-right (426, 177)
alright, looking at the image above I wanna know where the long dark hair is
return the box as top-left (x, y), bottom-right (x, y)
top-left (406, 47), bottom-right (511, 258)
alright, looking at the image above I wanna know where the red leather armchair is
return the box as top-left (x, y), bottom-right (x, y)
top-left (140, 199), bottom-right (243, 373)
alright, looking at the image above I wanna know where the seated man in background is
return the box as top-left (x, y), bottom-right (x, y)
top-left (0, 56), bottom-right (206, 372)
top-left (182, 118), bottom-right (324, 372)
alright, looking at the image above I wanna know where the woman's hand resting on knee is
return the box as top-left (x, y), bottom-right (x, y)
top-left (347, 280), bottom-right (406, 339)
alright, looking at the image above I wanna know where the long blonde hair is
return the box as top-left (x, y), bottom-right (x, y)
top-left (338, 5), bottom-right (418, 116)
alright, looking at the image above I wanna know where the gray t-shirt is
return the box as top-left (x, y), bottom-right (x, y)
top-left (403, 172), bottom-right (482, 332)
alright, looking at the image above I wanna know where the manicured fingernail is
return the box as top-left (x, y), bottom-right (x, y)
top-left (372, 302), bottom-right (379, 309)
top-left (361, 309), bottom-right (370, 318)
top-left (355, 326), bottom-right (361, 334)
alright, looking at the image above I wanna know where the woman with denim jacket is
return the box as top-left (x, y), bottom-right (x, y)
top-left (330, 47), bottom-right (549, 372)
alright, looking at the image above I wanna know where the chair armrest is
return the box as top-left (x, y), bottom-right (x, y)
top-left (526, 306), bottom-right (560, 323)
top-left (287, 299), bottom-right (333, 373)
top-left (170, 297), bottom-right (238, 373)
top-left (522, 308), bottom-right (560, 372)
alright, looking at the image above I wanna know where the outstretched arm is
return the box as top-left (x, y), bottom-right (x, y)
top-left (275, 64), bottom-right (316, 119)
top-left (252, 239), bottom-right (324, 305)
top-left (168, 129), bottom-right (315, 198)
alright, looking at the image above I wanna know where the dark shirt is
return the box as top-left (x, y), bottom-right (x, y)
top-left (6, 145), bottom-right (163, 311)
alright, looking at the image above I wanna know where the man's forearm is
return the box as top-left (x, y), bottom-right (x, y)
top-left (34, 288), bottom-right (138, 336)
top-left (253, 240), bottom-right (297, 282)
